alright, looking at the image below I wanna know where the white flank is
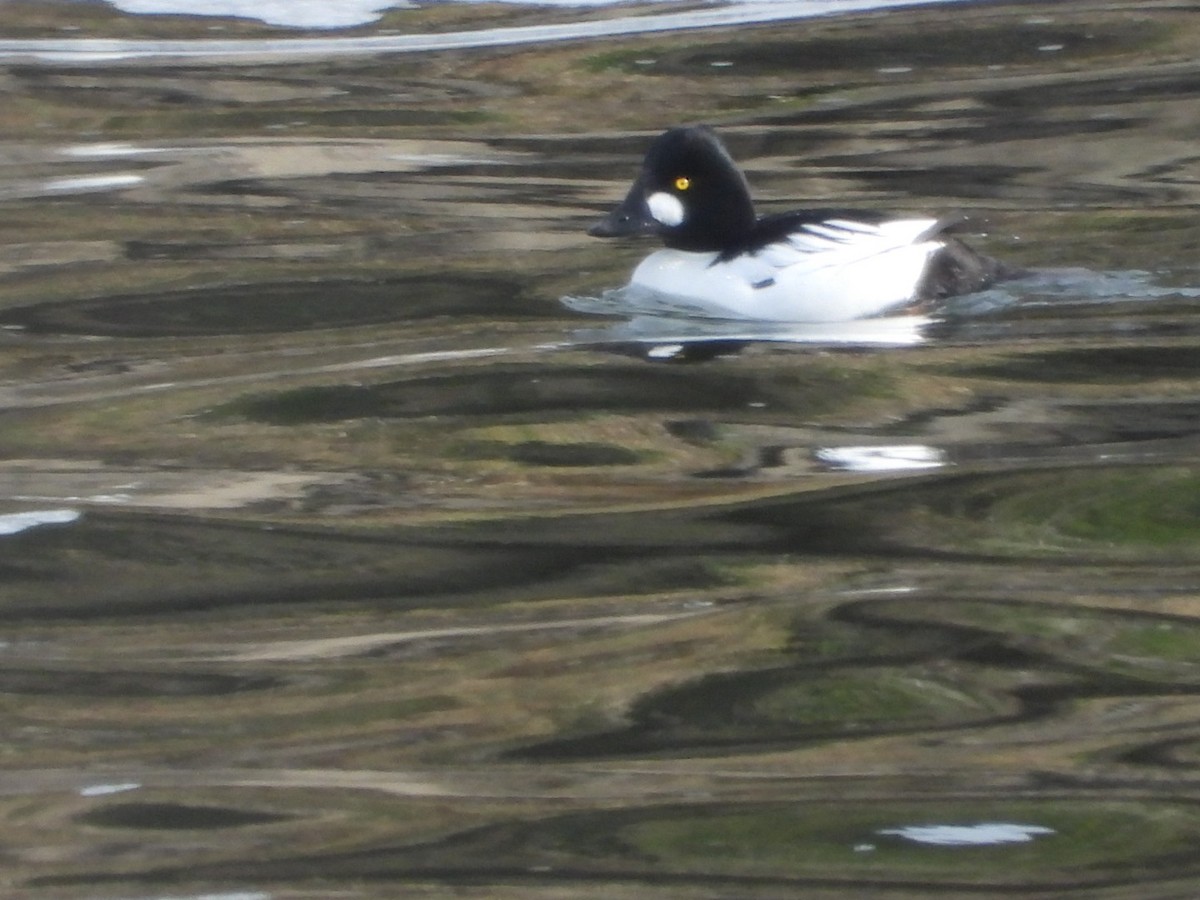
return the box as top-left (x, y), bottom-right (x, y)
top-left (630, 227), bottom-right (945, 321)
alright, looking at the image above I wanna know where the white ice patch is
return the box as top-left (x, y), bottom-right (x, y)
top-left (878, 823), bottom-right (1056, 846)
top-left (0, 509), bottom-right (81, 536)
top-left (41, 174), bottom-right (145, 194)
top-left (61, 143), bottom-right (169, 158)
top-left (106, 0), bottom-right (413, 29)
top-left (646, 191), bottom-right (685, 227)
top-left (79, 782), bottom-right (141, 797)
top-left (815, 444), bottom-right (946, 472)
top-left (6, 1), bottom-right (988, 62)
top-left (106, 0), bottom-right (940, 28)
top-left (646, 343), bottom-right (686, 359)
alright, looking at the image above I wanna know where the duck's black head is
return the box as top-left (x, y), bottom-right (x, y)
top-left (588, 126), bottom-right (757, 253)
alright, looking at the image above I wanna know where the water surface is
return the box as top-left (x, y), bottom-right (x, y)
top-left (4, 1), bottom-right (1200, 898)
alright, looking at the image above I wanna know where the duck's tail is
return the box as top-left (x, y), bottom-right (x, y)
top-left (917, 216), bottom-right (1023, 300)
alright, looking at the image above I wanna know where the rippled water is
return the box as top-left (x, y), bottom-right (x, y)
top-left (4, 1), bottom-right (1200, 898)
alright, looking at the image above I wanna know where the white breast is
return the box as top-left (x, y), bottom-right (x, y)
top-left (627, 218), bottom-right (945, 322)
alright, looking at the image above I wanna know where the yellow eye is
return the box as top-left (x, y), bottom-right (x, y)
top-left (674, 176), bottom-right (691, 191)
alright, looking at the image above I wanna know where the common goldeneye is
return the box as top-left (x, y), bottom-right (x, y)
top-left (589, 126), bottom-right (1010, 322)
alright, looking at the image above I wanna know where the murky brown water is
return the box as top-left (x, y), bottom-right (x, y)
top-left (5, 1), bottom-right (1200, 898)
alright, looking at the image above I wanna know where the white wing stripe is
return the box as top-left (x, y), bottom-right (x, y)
top-left (787, 234), bottom-right (845, 253)
top-left (823, 218), bottom-right (883, 235)
top-left (802, 223), bottom-right (855, 241)
top-left (777, 217), bottom-right (945, 257)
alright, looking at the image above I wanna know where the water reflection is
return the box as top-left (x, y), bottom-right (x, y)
top-left (3, 1), bottom-right (1200, 898)
top-left (0, 507), bottom-right (80, 534)
top-left (0, 274), bottom-right (535, 336)
top-left (0, 0), bottom-right (977, 62)
top-left (565, 287), bottom-right (934, 350)
top-left (875, 823), bottom-right (1057, 846)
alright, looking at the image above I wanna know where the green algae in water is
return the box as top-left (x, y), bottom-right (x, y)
top-left (0, 274), bottom-right (531, 337)
top-left (616, 800), bottom-right (1200, 881)
top-left (458, 439), bottom-right (646, 467)
top-left (953, 347), bottom-right (1200, 384)
top-left (846, 598), bottom-right (1200, 684)
top-left (750, 670), bottom-right (992, 727)
top-left (1107, 620), bottom-right (1200, 664)
top-left (991, 467), bottom-right (1200, 549)
top-left (216, 362), bottom-right (894, 425)
top-left (869, 468), bottom-right (1200, 557)
top-left (516, 659), bottom-right (1010, 760)
top-left (76, 801), bottom-right (290, 831)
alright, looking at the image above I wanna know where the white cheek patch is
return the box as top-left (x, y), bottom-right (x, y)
top-left (646, 191), bottom-right (685, 227)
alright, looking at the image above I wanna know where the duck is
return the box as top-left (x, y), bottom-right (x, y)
top-left (588, 125), bottom-right (1012, 322)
